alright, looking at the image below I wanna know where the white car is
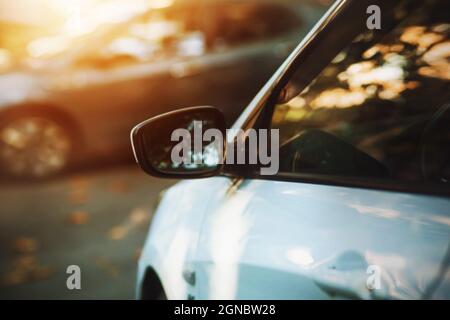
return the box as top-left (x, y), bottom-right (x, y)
top-left (132, 0), bottom-right (450, 300)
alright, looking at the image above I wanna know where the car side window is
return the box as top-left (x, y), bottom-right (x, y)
top-left (271, 1), bottom-right (450, 186)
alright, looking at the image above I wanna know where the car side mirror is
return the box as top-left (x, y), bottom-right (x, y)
top-left (131, 106), bottom-right (226, 179)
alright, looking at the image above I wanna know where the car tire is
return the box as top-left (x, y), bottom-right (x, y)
top-left (0, 113), bottom-right (74, 179)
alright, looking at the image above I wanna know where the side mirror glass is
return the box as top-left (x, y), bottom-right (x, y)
top-left (131, 106), bottom-right (226, 178)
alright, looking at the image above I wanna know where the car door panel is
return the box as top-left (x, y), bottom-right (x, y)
top-left (196, 177), bottom-right (450, 299)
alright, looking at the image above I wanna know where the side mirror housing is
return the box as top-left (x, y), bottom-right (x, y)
top-left (131, 106), bottom-right (226, 179)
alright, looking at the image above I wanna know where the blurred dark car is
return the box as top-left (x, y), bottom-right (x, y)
top-left (0, 0), bottom-right (326, 178)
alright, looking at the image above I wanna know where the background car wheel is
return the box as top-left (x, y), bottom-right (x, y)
top-left (0, 116), bottom-right (72, 178)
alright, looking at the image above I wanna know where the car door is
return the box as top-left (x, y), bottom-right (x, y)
top-left (195, 177), bottom-right (449, 300)
top-left (194, 0), bottom-right (450, 300)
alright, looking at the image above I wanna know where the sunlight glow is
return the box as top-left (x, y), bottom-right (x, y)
top-left (209, 192), bottom-right (252, 299)
top-left (286, 248), bottom-right (314, 267)
top-left (0, 49), bottom-right (12, 71)
top-left (23, 0), bottom-right (176, 59)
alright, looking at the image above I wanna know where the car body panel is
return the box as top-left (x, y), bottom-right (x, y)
top-left (139, 176), bottom-right (450, 299)
top-left (196, 178), bottom-right (450, 299)
top-left (137, 178), bottom-right (230, 299)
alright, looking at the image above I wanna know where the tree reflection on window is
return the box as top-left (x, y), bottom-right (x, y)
top-left (273, 3), bottom-right (450, 184)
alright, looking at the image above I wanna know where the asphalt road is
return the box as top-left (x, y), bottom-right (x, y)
top-left (0, 165), bottom-right (176, 299)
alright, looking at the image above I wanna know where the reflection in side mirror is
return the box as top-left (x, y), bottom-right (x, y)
top-left (131, 106), bottom-right (226, 179)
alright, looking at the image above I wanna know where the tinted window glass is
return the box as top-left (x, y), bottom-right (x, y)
top-left (272, 0), bottom-right (450, 185)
